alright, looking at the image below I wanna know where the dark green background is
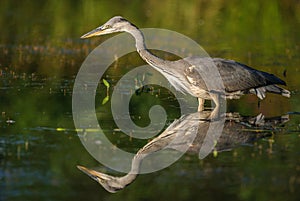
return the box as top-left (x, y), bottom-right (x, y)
top-left (0, 1), bottom-right (299, 201)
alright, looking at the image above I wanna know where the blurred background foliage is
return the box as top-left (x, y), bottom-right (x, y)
top-left (0, 0), bottom-right (299, 76)
top-left (0, 0), bottom-right (299, 116)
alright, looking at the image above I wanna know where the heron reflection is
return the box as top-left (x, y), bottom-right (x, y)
top-left (77, 109), bottom-right (289, 193)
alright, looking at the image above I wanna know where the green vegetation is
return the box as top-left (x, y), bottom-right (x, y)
top-left (102, 78), bottom-right (110, 105)
top-left (0, 0), bottom-right (299, 75)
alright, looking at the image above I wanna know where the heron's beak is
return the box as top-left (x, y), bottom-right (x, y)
top-left (77, 165), bottom-right (111, 182)
top-left (80, 26), bottom-right (113, 39)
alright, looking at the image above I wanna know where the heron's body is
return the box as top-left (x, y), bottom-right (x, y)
top-left (81, 16), bottom-right (290, 110)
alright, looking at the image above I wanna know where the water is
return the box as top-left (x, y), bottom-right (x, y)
top-left (1, 1), bottom-right (300, 201)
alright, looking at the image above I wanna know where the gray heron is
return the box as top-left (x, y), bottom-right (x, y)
top-left (81, 16), bottom-right (290, 111)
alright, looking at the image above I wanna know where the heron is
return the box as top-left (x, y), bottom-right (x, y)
top-left (81, 16), bottom-right (290, 111)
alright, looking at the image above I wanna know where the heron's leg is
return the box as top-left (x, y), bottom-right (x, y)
top-left (210, 92), bottom-right (227, 118)
top-left (198, 98), bottom-right (205, 111)
top-left (210, 93), bottom-right (220, 110)
top-left (208, 94), bottom-right (220, 120)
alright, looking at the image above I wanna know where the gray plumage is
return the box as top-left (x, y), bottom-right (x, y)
top-left (182, 57), bottom-right (290, 99)
top-left (81, 16), bottom-right (290, 110)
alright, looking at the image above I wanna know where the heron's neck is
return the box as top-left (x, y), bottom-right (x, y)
top-left (126, 27), bottom-right (166, 67)
top-left (108, 153), bottom-right (143, 191)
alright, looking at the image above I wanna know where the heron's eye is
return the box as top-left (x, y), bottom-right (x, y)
top-left (104, 25), bottom-right (112, 29)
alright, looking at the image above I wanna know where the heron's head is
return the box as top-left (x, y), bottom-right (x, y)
top-left (77, 165), bottom-right (127, 193)
top-left (81, 16), bottom-right (133, 39)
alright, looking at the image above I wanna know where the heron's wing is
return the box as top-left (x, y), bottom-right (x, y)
top-left (183, 57), bottom-right (286, 93)
top-left (213, 58), bottom-right (286, 92)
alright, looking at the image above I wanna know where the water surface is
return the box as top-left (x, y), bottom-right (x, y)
top-left (0, 1), bottom-right (300, 201)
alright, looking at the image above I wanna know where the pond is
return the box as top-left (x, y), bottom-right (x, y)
top-left (1, 1), bottom-right (300, 201)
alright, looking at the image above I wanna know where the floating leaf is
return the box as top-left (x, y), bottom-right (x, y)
top-left (213, 149), bottom-right (218, 157)
top-left (56, 128), bottom-right (66, 131)
top-left (103, 79), bottom-right (110, 88)
top-left (102, 95), bottom-right (109, 105)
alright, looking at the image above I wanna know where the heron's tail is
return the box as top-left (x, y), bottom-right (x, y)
top-left (250, 85), bottom-right (290, 99)
top-left (265, 85), bottom-right (291, 98)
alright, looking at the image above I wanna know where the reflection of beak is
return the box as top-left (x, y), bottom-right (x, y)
top-left (77, 165), bottom-right (111, 182)
top-left (80, 26), bottom-right (111, 39)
